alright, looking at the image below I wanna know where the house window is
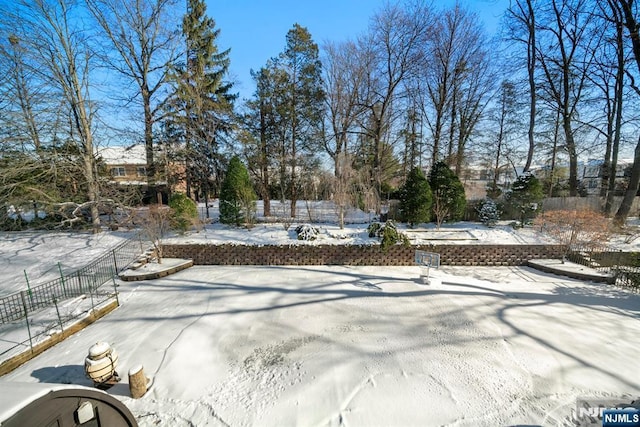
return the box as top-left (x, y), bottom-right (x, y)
top-left (137, 167), bottom-right (146, 177)
top-left (111, 167), bottom-right (126, 177)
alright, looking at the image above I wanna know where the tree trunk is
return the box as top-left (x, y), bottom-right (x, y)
top-left (373, 117), bottom-right (383, 215)
top-left (80, 146), bottom-right (101, 233)
top-left (548, 110), bottom-right (560, 197)
top-left (612, 0), bottom-right (640, 225)
top-left (259, 100), bottom-right (271, 217)
top-left (523, 0), bottom-right (536, 173)
top-left (128, 365), bottom-right (148, 399)
top-left (614, 136), bottom-right (640, 226)
top-left (432, 110), bottom-right (442, 165)
top-left (564, 120), bottom-right (579, 197)
top-left (143, 89), bottom-right (157, 203)
top-left (605, 26), bottom-right (625, 215)
top-left (290, 142), bottom-right (297, 218)
top-left (72, 67), bottom-right (100, 232)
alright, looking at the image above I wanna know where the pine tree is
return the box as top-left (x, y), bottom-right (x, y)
top-left (276, 24), bottom-right (324, 218)
top-left (477, 198), bottom-right (501, 227)
top-left (170, 0), bottom-right (236, 203)
top-left (429, 161), bottom-right (466, 228)
top-left (220, 156), bottom-right (256, 226)
top-left (505, 172), bottom-right (543, 225)
top-left (399, 167), bottom-right (432, 227)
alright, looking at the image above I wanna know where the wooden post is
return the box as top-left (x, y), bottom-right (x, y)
top-left (128, 364), bottom-right (148, 398)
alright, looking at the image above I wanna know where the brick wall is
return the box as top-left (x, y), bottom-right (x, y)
top-left (162, 243), bottom-right (566, 266)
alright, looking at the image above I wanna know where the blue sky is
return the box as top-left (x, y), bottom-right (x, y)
top-left (205, 0), bottom-right (510, 100)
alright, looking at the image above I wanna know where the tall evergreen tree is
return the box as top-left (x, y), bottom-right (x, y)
top-left (276, 24), bottom-right (324, 218)
top-left (170, 0), bottom-right (236, 205)
top-left (399, 167), bottom-right (432, 227)
top-left (220, 156), bottom-right (256, 226)
top-left (240, 62), bottom-right (286, 218)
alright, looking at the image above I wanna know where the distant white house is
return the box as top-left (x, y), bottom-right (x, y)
top-left (580, 158), bottom-right (633, 195)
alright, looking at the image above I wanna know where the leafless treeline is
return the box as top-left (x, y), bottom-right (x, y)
top-left (1, 0), bottom-right (640, 227)
top-left (316, 0), bottom-right (640, 223)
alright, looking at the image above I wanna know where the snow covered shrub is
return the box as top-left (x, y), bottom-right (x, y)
top-left (220, 156), bottom-right (257, 226)
top-left (367, 222), bottom-right (383, 238)
top-left (367, 220), bottom-right (409, 252)
top-left (477, 198), bottom-right (501, 227)
top-left (295, 224), bottom-right (320, 240)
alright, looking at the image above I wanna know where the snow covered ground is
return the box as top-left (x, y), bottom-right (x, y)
top-left (1, 211), bottom-right (640, 426)
top-left (3, 198), bottom-right (639, 298)
top-left (1, 264), bottom-right (639, 426)
top-left (0, 230), bottom-right (135, 296)
top-left (0, 220), bottom-right (558, 298)
top-left (163, 220), bottom-right (563, 247)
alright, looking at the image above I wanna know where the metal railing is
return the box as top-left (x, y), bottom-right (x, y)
top-left (0, 233), bottom-right (150, 363)
top-left (0, 234), bottom-right (147, 325)
top-left (567, 243), bottom-right (640, 291)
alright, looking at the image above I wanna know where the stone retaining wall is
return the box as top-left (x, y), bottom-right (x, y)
top-left (162, 244), bottom-right (567, 266)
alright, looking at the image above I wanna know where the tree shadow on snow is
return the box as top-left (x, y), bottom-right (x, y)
top-left (112, 265), bottom-right (640, 391)
top-left (443, 280), bottom-right (640, 390)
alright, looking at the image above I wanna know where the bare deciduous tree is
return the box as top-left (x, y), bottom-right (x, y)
top-left (536, 0), bottom-right (601, 196)
top-left (332, 152), bottom-right (357, 229)
top-left (505, 0), bottom-right (538, 172)
top-left (322, 40), bottom-right (369, 176)
top-left (86, 0), bottom-right (181, 203)
top-left (358, 2), bottom-right (432, 212)
top-left (482, 80), bottom-right (522, 194)
top-left (0, 35), bottom-right (44, 153)
top-left (3, 0), bottom-right (102, 230)
top-left (586, 2), bottom-right (628, 214)
top-left (420, 3), bottom-right (492, 174)
top-left (138, 204), bottom-right (172, 263)
top-left (609, 0), bottom-right (640, 225)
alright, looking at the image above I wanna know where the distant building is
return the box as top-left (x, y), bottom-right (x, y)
top-left (458, 164), bottom-right (521, 200)
top-left (97, 145), bottom-right (183, 202)
top-left (98, 145), bottom-right (151, 186)
top-left (580, 158), bottom-right (633, 195)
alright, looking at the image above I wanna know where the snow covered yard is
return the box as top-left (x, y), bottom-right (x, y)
top-left (0, 230), bottom-right (135, 296)
top-left (1, 265), bottom-right (638, 426)
top-left (0, 221), bottom-right (557, 298)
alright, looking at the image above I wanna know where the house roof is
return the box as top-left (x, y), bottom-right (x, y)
top-left (98, 145), bottom-right (147, 166)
